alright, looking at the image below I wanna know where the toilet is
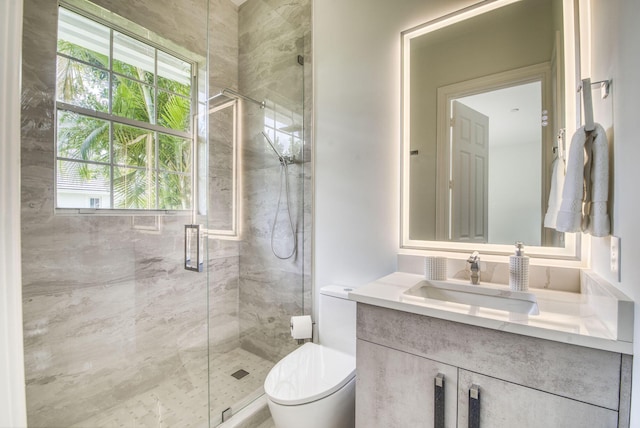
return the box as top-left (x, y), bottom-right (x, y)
top-left (264, 285), bottom-right (356, 428)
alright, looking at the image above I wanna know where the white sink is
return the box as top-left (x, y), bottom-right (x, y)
top-left (401, 279), bottom-right (540, 315)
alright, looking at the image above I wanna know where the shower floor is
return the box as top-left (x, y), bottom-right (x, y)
top-left (70, 347), bottom-right (274, 428)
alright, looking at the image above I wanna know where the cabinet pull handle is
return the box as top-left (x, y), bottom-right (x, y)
top-left (469, 384), bottom-right (481, 428)
top-left (434, 373), bottom-right (445, 428)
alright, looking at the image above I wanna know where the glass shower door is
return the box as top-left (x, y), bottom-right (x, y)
top-left (204, 0), bottom-right (311, 424)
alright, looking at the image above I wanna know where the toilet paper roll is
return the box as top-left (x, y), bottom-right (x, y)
top-left (290, 315), bottom-right (313, 340)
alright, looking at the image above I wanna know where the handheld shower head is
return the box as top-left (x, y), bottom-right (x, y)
top-left (260, 131), bottom-right (297, 260)
top-left (261, 131), bottom-right (286, 165)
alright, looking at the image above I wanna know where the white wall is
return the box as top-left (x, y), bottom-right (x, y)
top-left (488, 141), bottom-right (541, 245)
top-left (314, 0), bottom-right (640, 422)
top-left (0, 0), bottom-right (27, 426)
top-left (586, 0), bottom-right (640, 424)
top-left (314, 0), bottom-right (476, 294)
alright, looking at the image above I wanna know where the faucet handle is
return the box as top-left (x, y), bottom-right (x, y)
top-left (468, 251), bottom-right (481, 285)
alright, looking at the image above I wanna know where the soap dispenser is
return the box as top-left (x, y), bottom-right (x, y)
top-left (509, 242), bottom-right (530, 292)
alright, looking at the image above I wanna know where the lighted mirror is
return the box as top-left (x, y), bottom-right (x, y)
top-left (401, 0), bottom-right (581, 259)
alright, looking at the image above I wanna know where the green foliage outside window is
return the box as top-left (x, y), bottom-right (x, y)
top-left (56, 7), bottom-right (193, 210)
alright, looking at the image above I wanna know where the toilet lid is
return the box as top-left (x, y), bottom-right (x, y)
top-left (264, 342), bottom-right (356, 406)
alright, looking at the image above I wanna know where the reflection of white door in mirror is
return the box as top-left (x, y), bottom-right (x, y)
top-left (435, 65), bottom-right (550, 247)
top-left (450, 100), bottom-right (489, 244)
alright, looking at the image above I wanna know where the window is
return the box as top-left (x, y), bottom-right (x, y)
top-left (55, 7), bottom-right (195, 210)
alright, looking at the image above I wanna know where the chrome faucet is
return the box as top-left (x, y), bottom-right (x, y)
top-left (467, 251), bottom-right (480, 285)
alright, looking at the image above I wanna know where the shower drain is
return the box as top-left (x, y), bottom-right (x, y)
top-left (231, 369), bottom-right (249, 380)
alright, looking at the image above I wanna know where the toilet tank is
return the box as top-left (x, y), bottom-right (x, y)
top-left (318, 285), bottom-right (356, 356)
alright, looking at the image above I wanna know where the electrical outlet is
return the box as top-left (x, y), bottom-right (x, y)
top-left (610, 236), bottom-right (620, 280)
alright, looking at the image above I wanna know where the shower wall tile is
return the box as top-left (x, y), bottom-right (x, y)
top-left (237, 0), bottom-right (311, 363)
top-left (206, 0), bottom-right (243, 360)
top-left (23, 262), bottom-right (210, 426)
top-left (239, 0), bottom-right (306, 112)
top-left (210, 0), bottom-right (239, 90)
top-left (208, 237), bottom-right (241, 259)
top-left (21, 0), bottom-right (309, 424)
top-left (20, 0), bottom-right (231, 426)
top-left (238, 252), bottom-right (305, 362)
top-left (91, 0), bottom-right (208, 56)
top-left (208, 255), bottom-right (241, 353)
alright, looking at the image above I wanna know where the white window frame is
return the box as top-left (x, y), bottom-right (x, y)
top-left (54, 3), bottom-right (198, 214)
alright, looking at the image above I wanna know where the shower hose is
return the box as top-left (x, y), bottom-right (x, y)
top-left (271, 156), bottom-right (297, 260)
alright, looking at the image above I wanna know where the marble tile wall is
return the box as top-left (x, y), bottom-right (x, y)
top-left (237, 0), bottom-right (312, 363)
top-left (205, 0), bottom-right (243, 360)
top-left (21, 0), bottom-right (311, 423)
top-left (20, 0), bottom-right (238, 426)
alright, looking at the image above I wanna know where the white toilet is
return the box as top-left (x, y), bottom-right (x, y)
top-left (264, 285), bottom-right (356, 428)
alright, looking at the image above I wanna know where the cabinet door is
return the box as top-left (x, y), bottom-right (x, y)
top-left (457, 370), bottom-right (619, 428)
top-left (356, 339), bottom-right (458, 428)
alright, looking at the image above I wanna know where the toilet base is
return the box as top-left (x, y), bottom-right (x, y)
top-left (267, 376), bottom-right (355, 428)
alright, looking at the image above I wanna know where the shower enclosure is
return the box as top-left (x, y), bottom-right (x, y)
top-left (20, 0), bottom-right (311, 426)
top-left (204, 0), bottom-right (311, 423)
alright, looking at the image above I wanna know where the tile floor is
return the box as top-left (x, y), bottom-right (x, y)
top-left (70, 347), bottom-right (274, 428)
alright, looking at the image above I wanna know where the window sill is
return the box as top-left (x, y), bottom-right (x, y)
top-left (55, 208), bottom-right (191, 216)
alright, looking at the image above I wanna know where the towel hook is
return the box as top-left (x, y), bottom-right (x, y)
top-left (577, 77), bottom-right (612, 132)
top-left (581, 78), bottom-right (595, 132)
top-left (577, 78), bottom-right (611, 98)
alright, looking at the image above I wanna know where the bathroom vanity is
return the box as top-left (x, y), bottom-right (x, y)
top-left (349, 272), bottom-right (633, 428)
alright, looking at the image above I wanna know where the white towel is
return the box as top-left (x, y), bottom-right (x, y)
top-left (556, 124), bottom-right (610, 236)
top-left (543, 155), bottom-right (564, 228)
top-left (587, 124), bottom-right (610, 236)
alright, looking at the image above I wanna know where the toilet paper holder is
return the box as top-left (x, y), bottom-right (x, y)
top-left (289, 315), bottom-right (316, 345)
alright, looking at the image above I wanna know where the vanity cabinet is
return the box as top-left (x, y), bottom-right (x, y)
top-left (457, 370), bottom-right (617, 427)
top-left (357, 340), bottom-right (458, 427)
top-left (355, 304), bottom-right (631, 428)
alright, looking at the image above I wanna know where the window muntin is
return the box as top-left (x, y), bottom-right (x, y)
top-left (55, 6), bottom-right (194, 211)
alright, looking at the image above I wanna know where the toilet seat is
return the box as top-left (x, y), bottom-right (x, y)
top-left (264, 342), bottom-right (356, 406)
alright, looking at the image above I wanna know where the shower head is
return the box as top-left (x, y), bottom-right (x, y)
top-left (209, 88), bottom-right (265, 113)
top-left (208, 91), bottom-right (236, 113)
top-left (261, 131), bottom-right (286, 165)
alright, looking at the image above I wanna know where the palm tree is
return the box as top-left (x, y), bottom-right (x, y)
top-left (56, 36), bottom-right (193, 210)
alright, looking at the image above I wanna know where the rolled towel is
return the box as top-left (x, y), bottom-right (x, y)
top-left (587, 124), bottom-right (610, 236)
top-left (556, 124), bottom-right (610, 236)
top-left (556, 127), bottom-right (587, 233)
top-left (543, 155), bottom-right (564, 229)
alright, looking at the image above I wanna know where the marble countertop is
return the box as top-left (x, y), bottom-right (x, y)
top-left (349, 272), bottom-right (633, 354)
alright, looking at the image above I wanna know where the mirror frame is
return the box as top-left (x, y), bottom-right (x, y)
top-left (400, 0), bottom-right (585, 263)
